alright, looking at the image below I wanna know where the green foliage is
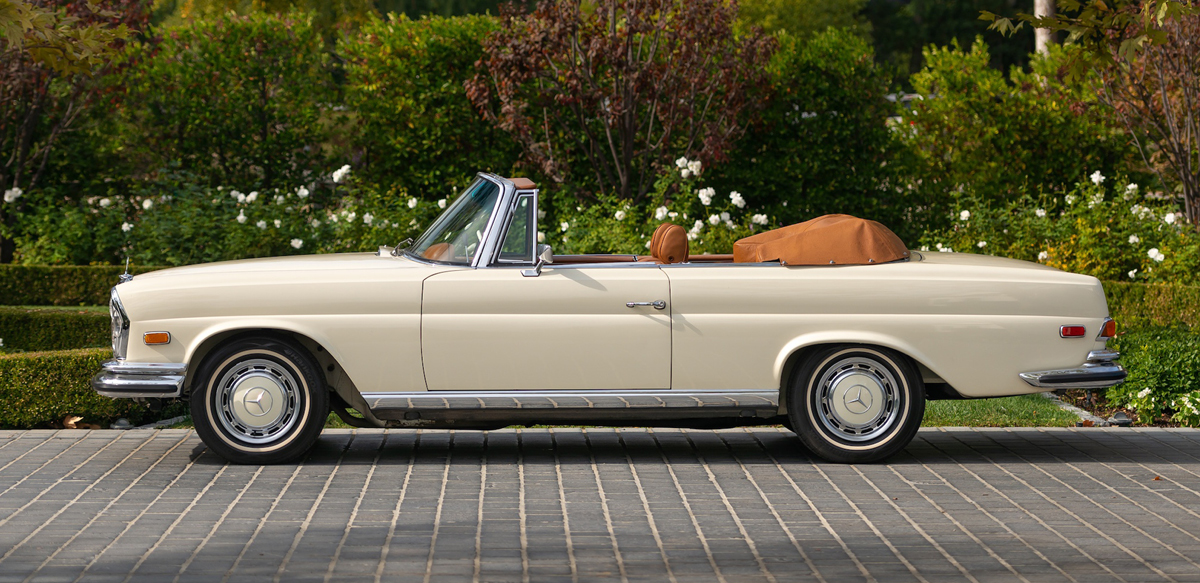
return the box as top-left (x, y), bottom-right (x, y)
top-left (1108, 327), bottom-right (1200, 427)
top-left (0, 348), bottom-right (156, 428)
top-left (0, 0), bottom-right (133, 76)
top-left (546, 157), bottom-right (776, 255)
top-left (921, 174), bottom-right (1200, 286)
top-left (1104, 281), bottom-right (1200, 331)
top-left (342, 13), bottom-right (519, 195)
top-left (0, 264), bottom-right (162, 305)
top-left (0, 307), bottom-right (108, 352)
top-left (711, 29), bottom-right (919, 241)
top-left (902, 40), bottom-right (1139, 210)
top-left (922, 394), bottom-right (1078, 427)
top-left (119, 11), bottom-right (332, 189)
top-left (738, 0), bottom-right (869, 39)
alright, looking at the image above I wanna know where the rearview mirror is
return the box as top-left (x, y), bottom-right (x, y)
top-left (522, 245), bottom-right (554, 277)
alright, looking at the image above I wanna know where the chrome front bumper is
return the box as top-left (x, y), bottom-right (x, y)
top-left (91, 360), bottom-right (187, 398)
top-left (1019, 350), bottom-right (1127, 389)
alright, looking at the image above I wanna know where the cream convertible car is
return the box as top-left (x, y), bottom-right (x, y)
top-left (93, 173), bottom-right (1126, 464)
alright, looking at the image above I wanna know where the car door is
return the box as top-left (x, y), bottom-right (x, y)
top-left (420, 194), bottom-right (671, 391)
top-left (421, 265), bottom-right (671, 391)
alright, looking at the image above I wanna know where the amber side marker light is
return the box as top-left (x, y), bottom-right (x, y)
top-left (143, 332), bottom-right (171, 345)
top-left (1099, 319), bottom-right (1117, 338)
top-left (1060, 325), bottom-right (1087, 338)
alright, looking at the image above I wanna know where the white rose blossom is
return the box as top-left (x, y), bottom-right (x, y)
top-left (142, 199), bottom-right (153, 210)
top-left (1038, 251), bottom-right (1048, 261)
top-left (537, 231), bottom-right (545, 243)
top-left (1148, 248), bottom-right (1165, 262)
top-left (296, 186), bottom-right (310, 199)
top-left (708, 214), bottom-right (720, 226)
top-left (236, 193), bottom-right (246, 203)
top-left (3, 187), bottom-right (23, 203)
top-left (1035, 208), bottom-right (1046, 218)
top-left (364, 213), bottom-right (374, 226)
top-left (1127, 183), bottom-right (1138, 192)
top-left (1065, 194), bottom-right (1077, 205)
top-left (246, 191), bottom-right (258, 203)
top-left (681, 169), bottom-right (692, 179)
top-left (687, 159), bottom-right (702, 175)
top-left (310, 219), bottom-right (321, 228)
top-left (959, 210), bottom-right (970, 221)
top-left (256, 220), bottom-right (267, 229)
top-left (977, 241), bottom-right (987, 248)
top-left (697, 188), bottom-right (714, 206)
top-left (751, 214), bottom-right (768, 225)
top-left (1137, 387), bottom-right (1152, 399)
top-left (560, 221), bottom-right (570, 232)
top-left (274, 219), bottom-right (282, 228)
top-left (720, 211), bottom-right (730, 221)
top-left (1090, 170), bottom-right (1105, 185)
top-left (730, 191), bottom-right (746, 208)
top-left (437, 199), bottom-right (446, 209)
top-left (236, 210), bottom-right (247, 224)
top-left (408, 198), bottom-right (418, 209)
top-left (121, 222), bottom-right (133, 233)
top-left (654, 206), bottom-right (669, 221)
top-left (1165, 212), bottom-right (1177, 225)
top-left (291, 238), bottom-right (303, 249)
top-left (1129, 234), bottom-right (1140, 244)
top-left (1128, 269), bottom-right (1138, 279)
top-left (99, 198), bottom-right (111, 208)
top-left (331, 164), bottom-right (351, 183)
top-left (668, 211), bottom-right (678, 219)
top-left (675, 157), bottom-right (689, 169)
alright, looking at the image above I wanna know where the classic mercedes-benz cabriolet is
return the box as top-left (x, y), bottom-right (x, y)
top-left (93, 173), bottom-right (1126, 464)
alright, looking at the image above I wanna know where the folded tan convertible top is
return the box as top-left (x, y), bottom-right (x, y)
top-left (732, 214), bottom-right (909, 265)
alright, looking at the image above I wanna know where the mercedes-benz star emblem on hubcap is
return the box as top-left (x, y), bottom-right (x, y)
top-left (843, 385), bottom-right (872, 414)
top-left (243, 388), bottom-right (272, 417)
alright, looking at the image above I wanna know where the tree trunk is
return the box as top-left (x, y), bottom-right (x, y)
top-left (1035, 0), bottom-right (1056, 55)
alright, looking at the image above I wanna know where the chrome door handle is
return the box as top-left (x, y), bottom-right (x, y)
top-left (626, 300), bottom-right (666, 310)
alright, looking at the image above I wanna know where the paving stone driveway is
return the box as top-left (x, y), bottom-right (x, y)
top-left (1, 427), bottom-right (1199, 583)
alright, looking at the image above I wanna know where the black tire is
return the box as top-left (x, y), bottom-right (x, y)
top-left (191, 335), bottom-right (328, 464)
top-left (786, 345), bottom-right (924, 463)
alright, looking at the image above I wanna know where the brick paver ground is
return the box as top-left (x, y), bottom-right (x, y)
top-left (0, 426), bottom-right (1198, 583)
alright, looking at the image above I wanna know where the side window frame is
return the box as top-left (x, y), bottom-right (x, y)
top-left (492, 192), bottom-right (537, 266)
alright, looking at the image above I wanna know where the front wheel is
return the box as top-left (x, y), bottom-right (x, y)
top-left (787, 345), bottom-right (924, 463)
top-left (191, 336), bottom-right (329, 464)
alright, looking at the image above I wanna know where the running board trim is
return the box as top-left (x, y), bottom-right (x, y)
top-left (363, 389), bottom-right (779, 411)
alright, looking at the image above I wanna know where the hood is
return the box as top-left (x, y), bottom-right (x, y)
top-left (133, 252), bottom-right (426, 281)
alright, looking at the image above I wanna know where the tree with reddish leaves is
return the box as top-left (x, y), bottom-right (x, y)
top-left (0, 0), bottom-right (149, 263)
top-left (467, 0), bottom-right (774, 202)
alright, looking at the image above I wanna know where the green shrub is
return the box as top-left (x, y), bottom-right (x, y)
top-left (902, 41), bottom-right (1140, 211)
top-left (118, 11), bottom-right (333, 189)
top-left (1108, 327), bottom-right (1200, 427)
top-left (0, 348), bottom-right (156, 429)
top-left (342, 13), bottom-right (520, 195)
top-left (711, 29), bottom-right (918, 240)
top-left (1104, 281), bottom-right (1200, 331)
top-left (0, 308), bottom-right (109, 352)
top-left (0, 265), bottom-right (163, 306)
top-left (920, 175), bottom-right (1200, 286)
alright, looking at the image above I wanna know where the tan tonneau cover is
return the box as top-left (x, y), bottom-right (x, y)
top-left (732, 214), bottom-right (909, 265)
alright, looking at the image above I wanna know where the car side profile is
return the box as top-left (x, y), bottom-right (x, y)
top-left (93, 173), bottom-right (1126, 464)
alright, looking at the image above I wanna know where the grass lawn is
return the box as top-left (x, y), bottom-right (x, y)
top-left (164, 393), bottom-right (1081, 430)
top-left (12, 305), bottom-right (110, 314)
top-left (921, 394), bottom-right (1079, 427)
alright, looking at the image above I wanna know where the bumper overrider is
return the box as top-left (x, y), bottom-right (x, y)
top-left (91, 360), bottom-right (186, 398)
top-left (1019, 349), bottom-right (1127, 389)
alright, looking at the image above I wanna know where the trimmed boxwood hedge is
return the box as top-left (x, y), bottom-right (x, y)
top-left (1103, 281), bottom-right (1200, 331)
top-left (0, 307), bottom-right (109, 352)
top-left (0, 348), bottom-right (157, 429)
top-left (0, 265), bottom-right (164, 306)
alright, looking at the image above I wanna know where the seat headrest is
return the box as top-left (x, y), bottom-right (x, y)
top-left (650, 223), bottom-right (688, 264)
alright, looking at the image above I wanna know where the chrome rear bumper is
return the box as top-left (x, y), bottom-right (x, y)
top-left (91, 360), bottom-right (186, 398)
top-left (1019, 350), bottom-right (1126, 389)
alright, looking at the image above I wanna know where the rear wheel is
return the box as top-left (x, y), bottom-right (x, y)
top-left (787, 345), bottom-right (924, 463)
top-left (191, 336), bottom-right (328, 464)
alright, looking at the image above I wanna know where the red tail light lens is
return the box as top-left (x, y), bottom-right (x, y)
top-left (1060, 325), bottom-right (1087, 338)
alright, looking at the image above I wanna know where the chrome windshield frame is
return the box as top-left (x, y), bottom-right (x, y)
top-left (403, 173), bottom-right (516, 269)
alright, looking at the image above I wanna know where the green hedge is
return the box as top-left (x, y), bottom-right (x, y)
top-left (0, 265), bottom-right (163, 306)
top-left (1107, 327), bottom-right (1200, 426)
top-left (0, 348), bottom-right (155, 429)
top-left (1104, 281), bottom-right (1200, 331)
top-left (0, 307), bottom-right (109, 352)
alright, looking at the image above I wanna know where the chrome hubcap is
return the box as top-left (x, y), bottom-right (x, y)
top-left (815, 356), bottom-right (899, 442)
top-left (216, 358), bottom-right (300, 444)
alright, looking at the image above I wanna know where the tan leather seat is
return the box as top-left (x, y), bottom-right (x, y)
top-left (649, 223), bottom-right (688, 264)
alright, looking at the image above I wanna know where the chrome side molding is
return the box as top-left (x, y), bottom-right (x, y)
top-left (364, 389), bottom-right (779, 411)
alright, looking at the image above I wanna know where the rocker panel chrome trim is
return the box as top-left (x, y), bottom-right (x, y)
top-left (364, 389), bottom-right (779, 411)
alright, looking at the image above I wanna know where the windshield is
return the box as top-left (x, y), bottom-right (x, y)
top-left (408, 177), bottom-right (502, 265)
